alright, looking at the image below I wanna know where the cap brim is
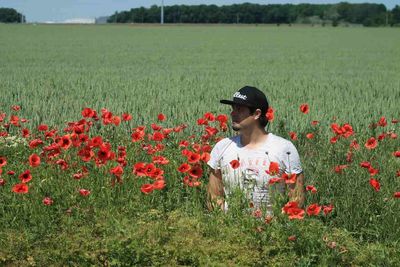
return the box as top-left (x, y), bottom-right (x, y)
top-left (220, 99), bottom-right (253, 107)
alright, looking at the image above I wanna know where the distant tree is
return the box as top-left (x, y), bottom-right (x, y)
top-left (0, 7), bottom-right (24, 23)
top-left (106, 3), bottom-right (390, 26)
top-left (390, 5), bottom-right (400, 26)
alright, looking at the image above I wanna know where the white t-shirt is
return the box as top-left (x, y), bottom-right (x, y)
top-left (207, 133), bottom-right (302, 212)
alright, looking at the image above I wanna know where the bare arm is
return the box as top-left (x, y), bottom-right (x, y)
top-left (207, 168), bottom-right (225, 211)
top-left (288, 172), bottom-right (305, 207)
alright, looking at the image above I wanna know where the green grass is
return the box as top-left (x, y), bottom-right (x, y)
top-left (0, 24), bottom-right (399, 265)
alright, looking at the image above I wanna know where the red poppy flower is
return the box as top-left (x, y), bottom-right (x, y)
top-left (19, 170), bottom-right (32, 183)
top-left (11, 105), bottom-right (21, 111)
top-left (141, 184), bottom-right (154, 194)
top-left (112, 116), bottom-right (121, 126)
top-left (204, 112), bottom-right (215, 121)
top-left (267, 162), bottom-right (280, 175)
top-left (283, 173), bottom-right (297, 184)
top-left (360, 161), bottom-right (371, 168)
top-left (287, 208), bottom-right (305, 220)
top-left (282, 201), bottom-right (299, 214)
top-left (306, 185), bottom-right (317, 193)
top-left (81, 107), bottom-right (96, 118)
top-left (189, 165), bottom-right (203, 178)
top-left (205, 126), bottom-right (219, 136)
top-left (268, 177), bottom-right (283, 184)
top-left (122, 113), bottom-right (132, 121)
top-left (378, 117), bottom-right (387, 127)
top-left (79, 189), bottom-right (91, 196)
top-left (152, 156), bottom-right (170, 165)
top-left (216, 114), bottom-right (228, 124)
top-left (322, 204), bottom-right (334, 215)
top-left (187, 152), bottom-right (201, 164)
top-left (299, 104), bottom-right (309, 114)
top-left (153, 180), bottom-right (166, 190)
top-left (394, 192), bottom-right (400, 198)
top-left (306, 204), bottom-right (321, 216)
top-left (12, 183), bottom-right (28, 194)
top-left (0, 156), bottom-right (6, 167)
top-left (42, 197), bottom-right (54, 206)
top-left (334, 165), bottom-right (348, 174)
top-left (22, 128), bottom-right (30, 138)
top-left (200, 152), bottom-right (210, 163)
top-left (144, 163), bottom-right (156, 176)
top-left (7, 170), bottom-right (15, 175)
top-left (266, 107), bottom-right (274, 122)
top-left (179, 140), bottom-right (189, 148)
top-left (29, 154), bottom-right (41, 168)
top-left (230, 159), bottom-right (240, 169)
top-left (157, 113), bottom-right (166, 121)
top-left (393, 151), bottom-right (400, 158)
top-left (29, 139), bottom-right (43, 149)
top-left (38, 124), bottom-right (48, 131)
top-left (369, 178), bottom-right (380, 191)
top-left (330, 136), bottom-right (339, 144)
top-left (151, 131), bottom-right (164, 142)
top-left (368, 166), bottom-right (379, 176)
top-left (0, 178), bottom-right (6, 186)
top-left (133, 162), bottom-right (146, 176)
top-left (59, 135), bottom-right (72, 150)
top-left (183, 176), bottom-right (202, 187)
top-left (306, 133), bottom-right (314, 139)
top-left (178, 163), bottom-right (190, 173)
top-left (397, 170), bottom-right (400, 177)
top-left (110, 165), bottom-right (123, 177)
top-left (288, 235), bottom-right (297, 241)
top-left (131, 131), bottom-right (145, 142)
top-left (10, 115), bottom-right (20, 126)
top-left (311, 120), bottom-right (319, 126)
top-left (349, 140), bottom-right (360, 150)
top-left (365, 137), bottom-right (378, 150)
top-left (289, 132), bottom-right (298, 141)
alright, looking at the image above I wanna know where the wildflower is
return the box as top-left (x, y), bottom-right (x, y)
top-left (141, 184), bottom-right (154, 194)
top-left (178, 163), bottom-right (190, 173)
top-left (152, 179), bottom-right (165, 190)
top-left (267, 161), bottom-right (280, 175)
top-left (266, 107), bottom-right (274, 122)
top-left (365, 137), bottom-right (378, 150)
top-left (306, 185), bottom-right (317, 193)
top-left (29, 154), bottom-right (41, 167)
top-left (42, 197), bottom-right (54, 206)
top-left (322, 204), bottom-right (334, 215)
top-left (189, 165), bottom-right (203, 178)
top-left (0, 156), bottom-right (6, 167)
top-left (19, 170), bottom-right (32, 183)
top-left (38, 124), bottom-right (48, 131)
top-left (230, 159), bottom-right (240, 169)
top-left (369, 178), bottom-right (380, 191)
top-left (300, 104), bottom-right (309, 114)
top-left (306, 133), bottom-right (314, 139)
top-left (157, 113), bottom-right (166, 121)
top-left (79, 189), bottom-right (91, 196)
top-left (306, 203), bottom-right (321, 216)
top-left (289, 132), bottom-right (298, 141)
top-left (12, 183), bottom-right (28, 194)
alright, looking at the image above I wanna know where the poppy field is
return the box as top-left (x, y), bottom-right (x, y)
top-left (0, 24), bottom-right (400, 266)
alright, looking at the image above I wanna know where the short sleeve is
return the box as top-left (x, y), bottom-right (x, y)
top-left (281, 142), bottom-right (302, 174)
top-left (207, 138), bottom-right (235, 170)
top-left (208, 141), bottom-right (222, 170)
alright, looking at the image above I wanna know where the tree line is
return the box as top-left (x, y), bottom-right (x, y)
top-left (0, 8), bottom-right (25, 23)
top-left (108, 3), bottom-right (400, 26)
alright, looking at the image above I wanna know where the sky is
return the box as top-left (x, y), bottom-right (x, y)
top-left (0, 0), bottom-right (397, 22)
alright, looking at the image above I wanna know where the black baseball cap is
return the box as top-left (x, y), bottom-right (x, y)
top-left (220, 86), bottom-right (269, 113)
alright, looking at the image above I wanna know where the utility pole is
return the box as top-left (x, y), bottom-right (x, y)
top-left (161, 0), bottom-right (164, 24)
